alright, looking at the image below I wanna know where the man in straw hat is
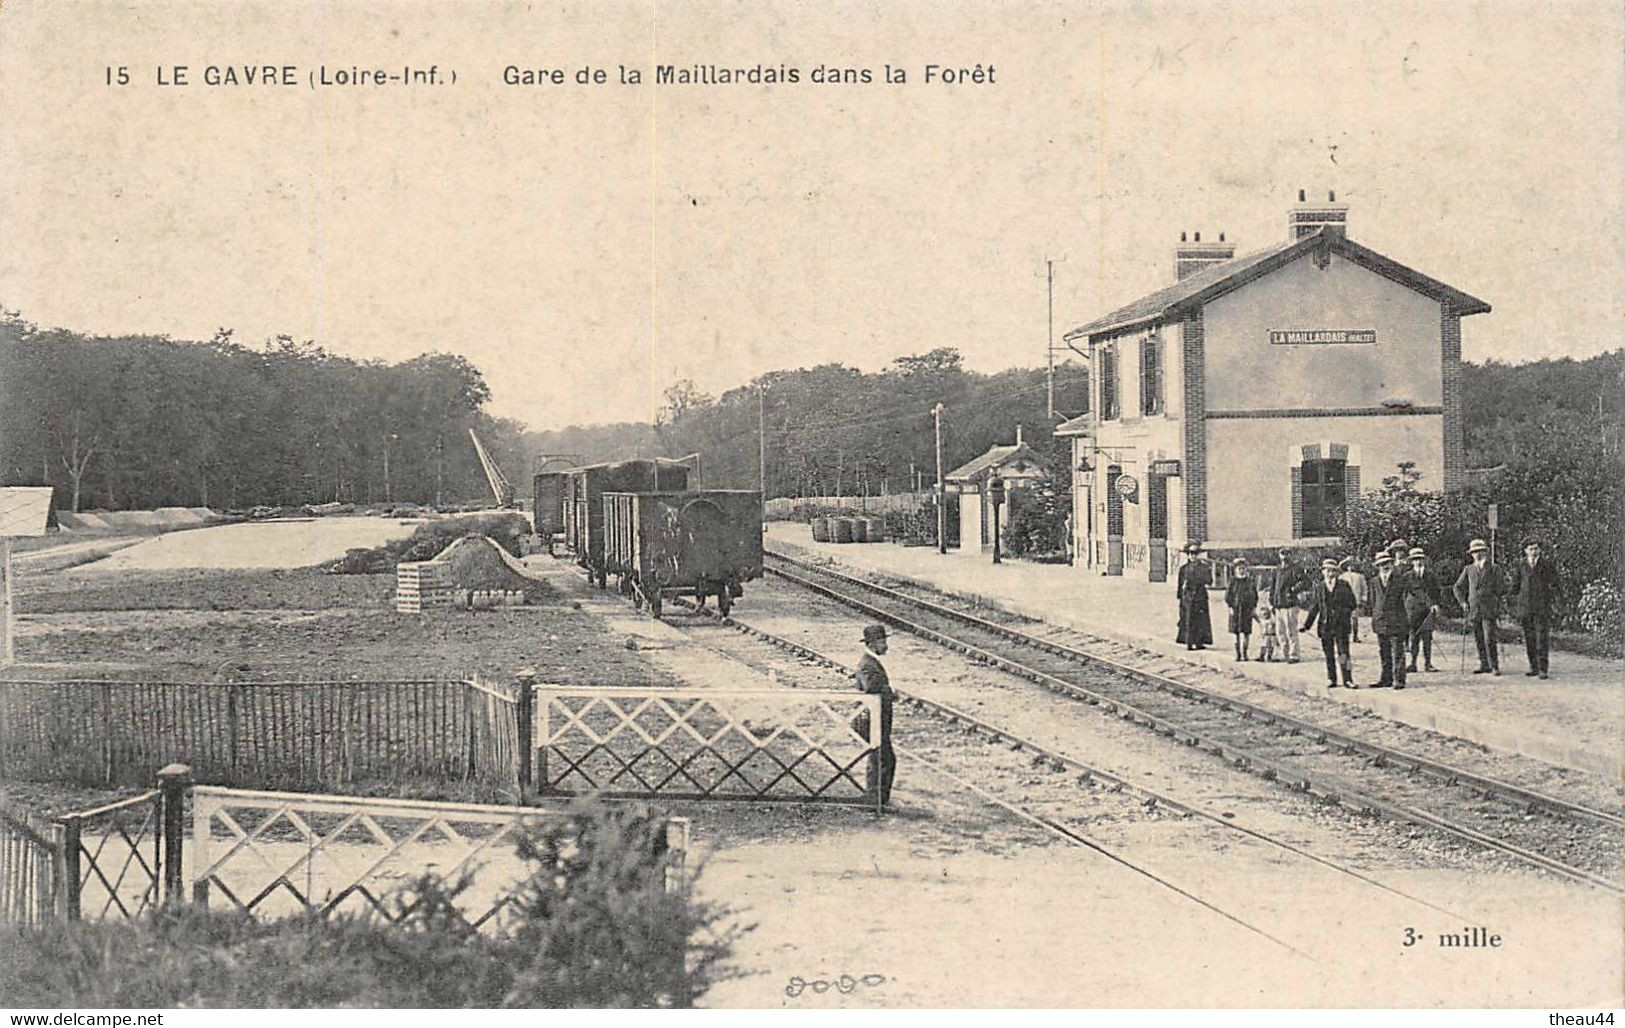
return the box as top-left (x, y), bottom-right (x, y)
top-left (1405, 547), bottom-right (1445, 673)
top-left (1453, 538), bottom-right (1505, 675)
top-left (1369, 550), bottom-right (1423, 689)
top-left (854, 623), bottom-right (896, 803)
top-left (1301, 558), bottom-right (1358, 688)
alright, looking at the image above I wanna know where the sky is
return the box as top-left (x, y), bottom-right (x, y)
top-left (2, 0), bottom-right (1622, 430)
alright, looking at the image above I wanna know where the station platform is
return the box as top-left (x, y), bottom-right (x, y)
top-left (765, 523), bottom-right (1624, 781)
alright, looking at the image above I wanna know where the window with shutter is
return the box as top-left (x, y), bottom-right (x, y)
top-left (1140, 337), bottom-right (1163, 416)
top-left (1301, 458), bottom-right (1347, 535)
top-left (1100, 347), bottom-right (1120, 420)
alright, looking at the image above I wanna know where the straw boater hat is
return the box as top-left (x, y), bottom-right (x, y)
top-left (1373, 551), bottom-right (1394, 567)
top-left (862, 624), bottom-right (887, 645)
top-left (1338, 556), bottom-right (1355, 568)
top-left (1183, 542), bottom-right (1202, 554)
top-left (1467, 538), bottom-right (1489, 555)
top-left (1389, 538), bottom-right (1410, 553)
top-left (1232, 557), bottom-right (1248, 567)
top-left (1320, 559), bottom-right (1340, 571)
top-left (1408, 547), bottom-right (1427, 560)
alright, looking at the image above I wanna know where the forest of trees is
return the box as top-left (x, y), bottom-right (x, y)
top-left (4, 300), bottom-right (1620, 571)
top-left (529, 347), bottom-right (1091, 499)
top-left (0, 311), bottom-right (530, 511)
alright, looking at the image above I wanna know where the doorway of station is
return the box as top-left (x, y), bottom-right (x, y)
top-left (1147, 473), bottom-right (1168, 582)
top-left (1105, 465), bottom-right (1124, 575)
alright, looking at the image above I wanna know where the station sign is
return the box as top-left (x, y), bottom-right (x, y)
top-left (1269, 329), bottom-right (1377, 345)
top-left (1149, 460), bottom-right (1182, 477)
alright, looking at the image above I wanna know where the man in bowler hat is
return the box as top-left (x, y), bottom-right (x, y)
top-left (855, 623), bottom-right (896, 803)
top-left (1506, 538), bottom-right (1561, 679)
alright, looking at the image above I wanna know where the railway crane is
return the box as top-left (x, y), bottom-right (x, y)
top-left (468, 428), bottom-right (516, 507)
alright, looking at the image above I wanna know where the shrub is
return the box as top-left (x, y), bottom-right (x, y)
top-left (1347, 448), bottom-right (1625, 629)
top-left (4, 802), bottom-right (746, 1008)
top-left (1576, 580), bottom-right (1624, 641)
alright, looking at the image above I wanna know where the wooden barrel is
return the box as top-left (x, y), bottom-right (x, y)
top-left (810, 516), bottom-right (830, 542)
top-left (864, 516), bottom-right (886, 542)
top-left (833, 517), bottom-right (854, 543)
top-left (851, 518), bottom-right (870, 543)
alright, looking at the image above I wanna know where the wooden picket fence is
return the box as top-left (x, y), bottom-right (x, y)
top-left (0, 805), bottom-right (62, 926)
top-left (0, 678), bottom-right (517, 794)
top-left (465, 675), bottom-right (523, 801)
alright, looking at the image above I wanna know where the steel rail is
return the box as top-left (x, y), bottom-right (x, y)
top-left (706, 611), bottom-right (1469, 919)
top-left (766, 549), bottom-right (1625, 828)
top-left (759, 553), bottom-right (1622, 893)
top-left (899, 745), bottom-right (1319, 964)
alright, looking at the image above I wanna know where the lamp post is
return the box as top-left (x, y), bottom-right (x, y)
top-left (989, 473), bottom-right (1005, 565)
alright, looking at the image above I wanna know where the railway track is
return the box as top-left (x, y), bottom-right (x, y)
top-left (758, 549), bottom-right (1624, 892)
top-left (671, 597), bottom-right (1484, 963)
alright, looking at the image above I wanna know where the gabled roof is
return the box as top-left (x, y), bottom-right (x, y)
top-left (1053, 414), bottom-right (1092, 437)
top-left (1062, 230), bottom-right (1492, 342)
top-left (946, 442), bottom-right (1038, 482)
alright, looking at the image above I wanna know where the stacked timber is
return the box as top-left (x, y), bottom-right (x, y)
top-left (395, 561), bottom-right (452, 613)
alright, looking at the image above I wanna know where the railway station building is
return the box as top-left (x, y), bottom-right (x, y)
top-left (1056, 191), bottom-right (1490, 582)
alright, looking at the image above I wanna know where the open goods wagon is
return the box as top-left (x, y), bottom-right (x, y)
top-left (562, 459), bottom-right (691, 585)
top-left (601, 490), bottom-right (763, 618)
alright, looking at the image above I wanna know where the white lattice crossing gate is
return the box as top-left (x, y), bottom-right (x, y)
top-left (534, 687), bottom-right (883, 810)
top-left (190, 786), bottom-right (689, 932)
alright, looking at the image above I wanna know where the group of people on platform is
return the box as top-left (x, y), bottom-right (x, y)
top-left (1174, 536), bottom-right (1561, 690)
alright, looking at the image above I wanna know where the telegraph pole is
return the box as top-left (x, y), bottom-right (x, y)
top-left (933, 403), bottom-right (946, 554)
top-left (1045, 255), bottom-right (1066, 420)
top-left (757, 384), bottom-right (767, 497)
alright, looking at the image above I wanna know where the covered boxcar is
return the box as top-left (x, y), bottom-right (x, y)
top-left (561, 459), bottom-right (691, 585)
top-left (531, 471), bottom-right (568, 552)
top-left (601, 490), bottom-right (763, 618)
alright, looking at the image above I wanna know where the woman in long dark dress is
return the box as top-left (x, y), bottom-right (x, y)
top-left (1175, 542), bottom-right (1213, 650)
top-left (1225, 557), bottom-right (1259, 661)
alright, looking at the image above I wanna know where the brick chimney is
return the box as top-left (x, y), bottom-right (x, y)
top-left (1174, 230), bottom-right (1236, 281)
top-left (1288, 189), bottom-right (1349, 240)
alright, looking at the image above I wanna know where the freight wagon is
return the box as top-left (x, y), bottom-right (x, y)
top-left (561, 459), bottom-right (692, 585)
top-left (601, 490), bottom-right (763, 618)
top-left (532, 471), bottom-right (568, 552)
